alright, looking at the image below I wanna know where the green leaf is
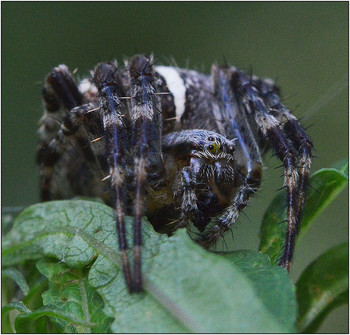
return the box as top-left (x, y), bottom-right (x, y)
top-left (14, 305), bottom-right (96, 333)
top-left (1, 266), bottom-right (42, 333)
top-left (259, 163), bottom-right (348, 264)
top-left (2, 200), bottom-right (297, 333)
top-left (143, 233), bottom-right (296, 333)
top-left (22, 274), bottom-right (48, 311)
top-left (37, 258), bottom-right (112, 333)
top-left (221, 250), bottom-right (297, 330)
top-left (2, 301), bottom-right (32, 316)
top-left (2, 301), bottom-right (31, 333)
top-left (296, 242), bottom-right (348, 333)
top-left (2, 300), bottom-right (97, 333)
top-left (2, 268), bottom-right (30, 296)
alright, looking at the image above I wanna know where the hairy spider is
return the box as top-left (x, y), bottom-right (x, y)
top-left (37, 55), bottom-right (313, 293)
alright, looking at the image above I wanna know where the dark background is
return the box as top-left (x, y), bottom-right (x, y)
top-left (2, 2), bottom-right (348, 332)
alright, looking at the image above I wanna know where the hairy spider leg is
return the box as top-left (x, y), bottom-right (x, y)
top-left (38, 65), bottom-right (83, 201)
top-left (233, 69), bottom-right (303, 271)
top-left (128, 55), bottom-right (163, 291)
top-left (255, 78), bottom-right (313, 268)
top-left (92, 62), bottom-right (134, 291)
top-left (177, 159), bottom-right (202, 227)
top-left (40, 66), bottom-right (106, 199)
top-left (61, 103), bottom-right (105, 181)
top-left (195, 66), bottom-right (264, 248)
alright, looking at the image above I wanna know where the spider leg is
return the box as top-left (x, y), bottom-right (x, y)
top-left (176, 158), bottom-right (203, 228)
top-left (128, 55), bottom-right (163, 291)
top-left (254, 78), bottom-right (313, 268)
top-left (195, 66), bottom-right (263, 248)
top-left (256, 78), bottom-right (313, 224)
top-left (61, 104), bottom-right (103, 171)
top-left (37, 138), bottom-right (62, 200)
top-left (38, 65), bottom-right (83, 200)
top-left (92, 62), bottom-right (134, 292)
top-left (55, 101), bottom-right (121, 201)
top-left (284, 118), bottom-right (313, 223)
top-left (233, 69), bottom-right (304, 271)
top-left (163, 132), bottom-right (208, 228)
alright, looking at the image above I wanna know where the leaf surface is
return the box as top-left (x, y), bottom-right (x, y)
top-left (2, 268), bottom-right (29, 296)
top-left (2, 200), bottom-right (297, 333)
top-left (222, 250), bottom-right (297, 330)
top-left (36, 258), bottom-right (112, 333)
top-left (14, 305), bottom-right (96, 333)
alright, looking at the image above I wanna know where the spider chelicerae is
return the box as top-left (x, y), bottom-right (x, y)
top-left (37, 55), bottom-right (313, 293)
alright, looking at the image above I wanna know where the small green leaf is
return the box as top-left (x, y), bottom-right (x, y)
top-left (22, 276), bottom-right (48, 311)
top-left (2, 301), bottom-right (96, 333)
top-left (2, 300), bottom-right (32, 333)
top-left (14, 305), bottom-right (96, 333)
top-left (2, 200), bottom-right (297, 333)
top-left (2, 268), bottom-right (30, 296)
top-left (296, 243), bottom-right (348, 333)
top-left (259, 163), bottom-right (348, 263)
top-left (2, 301), bottom-right (32, 316)
top-left (2, 302), bottom-right (40, 334)
top-left (36, 258), bottom-right (112, 333)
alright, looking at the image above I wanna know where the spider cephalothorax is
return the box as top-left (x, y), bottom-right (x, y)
top-left (37, 55), bottom-right (313, 292)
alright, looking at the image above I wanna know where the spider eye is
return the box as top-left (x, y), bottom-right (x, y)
top-left (207, 143), bottom-right (220, 153)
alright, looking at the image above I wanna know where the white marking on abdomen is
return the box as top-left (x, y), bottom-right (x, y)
top-left (155, 66), bottom-right (186, 122)
top-left (79, 78), bottom-right (98, 95)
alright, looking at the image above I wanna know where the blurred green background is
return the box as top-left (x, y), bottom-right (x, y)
top-left (2, 2), bottom-right (348, 332)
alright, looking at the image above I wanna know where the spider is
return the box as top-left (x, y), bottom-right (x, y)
top-left (37, 55), bottom-right (313, 293)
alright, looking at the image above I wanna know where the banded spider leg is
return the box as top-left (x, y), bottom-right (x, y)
top-left (127, 56), bottom-right (163, 291)
top-left (193, 65), bottom-right (312, 271)
top-left (38, 56), bottom-right (164, 292)
top-left (254, 76), bottom-right (313, 269)
top-left (92, 56), bottom-right (164, 292)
